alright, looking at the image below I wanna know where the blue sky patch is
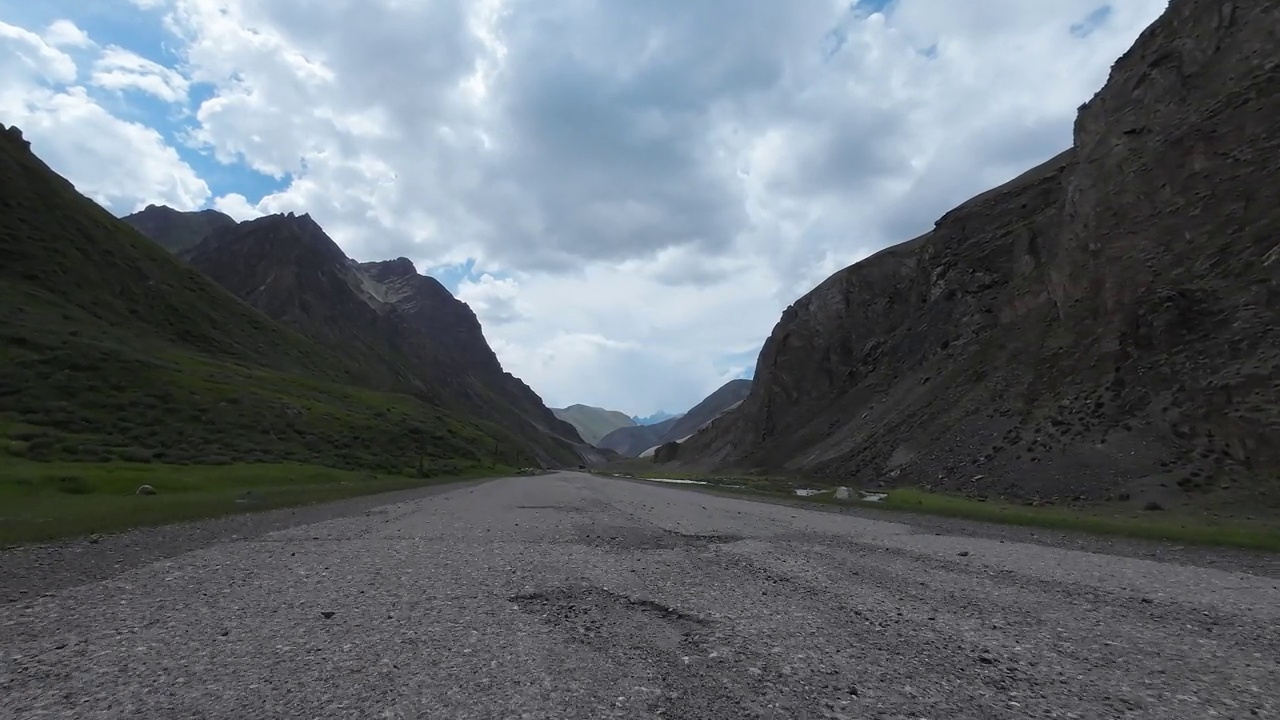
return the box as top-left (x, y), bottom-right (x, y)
top-left (1070, 5), bottom-right (1114, 38)
top-left (851, 0), bottom-right (895, 17)
top-left (0, 0), bottom-right (172, 59)
top-left (427, 257), bottom-right (483, 293)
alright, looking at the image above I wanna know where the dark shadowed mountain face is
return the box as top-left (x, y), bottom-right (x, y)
top-left (663, 379), bottom-right (751, 443)
top-left (599, 379), bottom-right (750, 456)
top-left (681, 0), bottom-right (1280, 511)
top-left (0, 125), bottom-right (530, 474)
top-left (122, 205), bottom-right (236, 254)
top-left (169, 213), bottom-right (586, 466)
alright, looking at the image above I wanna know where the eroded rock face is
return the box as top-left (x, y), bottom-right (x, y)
top-left (684, 0), bottom-right (1280, 505)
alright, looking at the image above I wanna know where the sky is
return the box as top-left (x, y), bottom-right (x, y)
top-left (0, 0), bottom-right (1170, 417)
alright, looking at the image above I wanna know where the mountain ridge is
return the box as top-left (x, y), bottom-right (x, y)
top-left (127, 206), bottom-right (588, 466)
top-left (122, 204), bottom-right (235, 254)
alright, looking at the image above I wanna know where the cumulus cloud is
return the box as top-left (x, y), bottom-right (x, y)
top-left (43, 20), bottom-right (93, 49)
top-left (0, 21), bottom-right (78, 86)
top-left (0, 20), bottom-right (208, 214)
top-left (91, 46), bottom-right (190, 103)
top-left (212, 192), bottom-right (264, 221)
top-left (455, 273), bottom-right (527, 325)
top-left (0, 0), bottom-right (1172, 413)
top-left (9, 87), bottom-right (210, 212)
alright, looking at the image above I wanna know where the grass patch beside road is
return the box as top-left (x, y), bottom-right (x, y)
top-left (0, 457), bottom-right (509, 547)
top-left (874, 488), bottom-right (1280, 552)
top-left (610, 471), bottom-right (1280, 552)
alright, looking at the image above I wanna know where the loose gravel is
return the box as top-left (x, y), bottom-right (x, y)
top-left (2, 472), bottom-right (1277, 719)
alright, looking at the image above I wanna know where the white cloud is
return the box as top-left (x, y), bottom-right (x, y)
top-left (0, 1), bottom-right (1173, 414)
top-left (0, 20), bottom-right (208, 214)
top-left (91, 46), bottom-right (190, 103)
top-left (44, 20), bottom-right (93, 49)
top-left (0, 21), bottom-right (77, 86)
top-left (458, 256), bottom-right (786, 414)
top-left (9, 87), bottom-right (209, 212)
top-left (212, 192), bottom-right (264, 221)
top-left (456, 273), bottom-right (528, 325)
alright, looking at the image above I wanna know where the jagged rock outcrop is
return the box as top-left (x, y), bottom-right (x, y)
top-left (122, 205), bottom-right (236, 254)
top-left (601, 379), bottom-right (751, 456)
top-left (683, 0), bottom-right (1280, 508)
top-left (168, 213), bottom-right (588, 466)
top-left (2, 124), bottom-right (29, 148)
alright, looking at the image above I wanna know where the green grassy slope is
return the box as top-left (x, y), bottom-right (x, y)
top-left (0, 458), bottom-right (506, 546)
top-left (0, 126), bottom-right (532, 477)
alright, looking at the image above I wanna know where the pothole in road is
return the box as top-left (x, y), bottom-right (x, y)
top-left (509, 585), bottom-right (710, 653)
top-left (507, 586), bottom-right (817, 717)
top-left (570, 524), bottom-right (742, 551)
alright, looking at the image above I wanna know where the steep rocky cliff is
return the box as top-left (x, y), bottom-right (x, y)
top-left (174, 213), bottom-right (589, 466)
top-left (357, 256), bottom-right (587, 451)
top-left (683, 0), bottom-right (1280, 509)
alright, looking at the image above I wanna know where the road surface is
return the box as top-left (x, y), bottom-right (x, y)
top-left (2, 472), bottom-right (1278, 719)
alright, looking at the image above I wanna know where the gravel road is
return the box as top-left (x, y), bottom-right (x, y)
top-left (3, 471), bottom-right (1278, 719)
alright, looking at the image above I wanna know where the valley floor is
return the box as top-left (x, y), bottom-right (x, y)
top-left (2, 472), bottom-right (1277, 718)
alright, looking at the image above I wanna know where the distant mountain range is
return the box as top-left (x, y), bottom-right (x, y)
top-left (631, 411), bottom-right (680, 426)
top-left (551, 405), bottom-right (636, 446)
top-left (597, 379), bottom-right (750, 457)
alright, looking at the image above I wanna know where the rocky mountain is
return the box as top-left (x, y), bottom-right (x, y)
top-left (122, 204), bottom-right (235, 254)
top-left (133, 211), bottom-right (588, 466)
top-left (600, 379), bottom-right (751, 457)
top-left (679, 0), bottom-right (1280, 512)
top-left (552, 404), bottom-right (637, 445)
top-left (0, 124), bottom-right (536, 474)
